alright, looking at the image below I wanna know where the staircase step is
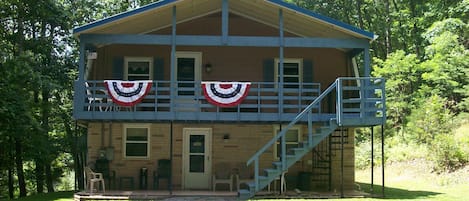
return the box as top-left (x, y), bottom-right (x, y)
top-left (238, 189), bottom-right (252, 200)
top-left (291, 147), bottom-right (307, 154)
top-left (264, 168), bottom-right (280, 177)
top-left (272, 161), bottom-right (282, 169)
top-left (312, 166), bottom-right (330, 169)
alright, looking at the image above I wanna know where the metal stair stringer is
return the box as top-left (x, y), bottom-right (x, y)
top-left (238, 120), bottom-right (338, 199)
top-left (239, 81), bottom-right (339, 199)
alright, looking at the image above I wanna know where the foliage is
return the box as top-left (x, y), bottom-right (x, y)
top-left (405, 95), bottom-right (454, 144)
top-left (429, 133), bottom-right (468, 173)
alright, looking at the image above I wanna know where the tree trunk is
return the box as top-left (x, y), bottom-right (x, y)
top-left (356, 0), bottom-right (365, 29)
top-left (409, 0), bottom-right (422, 57)
top-left (384, 0), bottom-right (392, 55)
top-left (46, 163), bottom-right (54, 192)
top-left (15, 139), bottom-right (27, 197)
top-left (8, 167), bottom-right (14, 199)
top-left (35, 159), bottom-right (45, 193)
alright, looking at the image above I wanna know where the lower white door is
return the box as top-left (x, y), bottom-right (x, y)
top-left (182, 128), bottom-right (212, 189)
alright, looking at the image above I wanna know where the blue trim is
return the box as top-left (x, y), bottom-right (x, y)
top-left (266, 0), bottom-right (375, 39)
top-left (73, 0), bottom-right (179, 34)
top-left (80, 34), bottom-right (369, 48)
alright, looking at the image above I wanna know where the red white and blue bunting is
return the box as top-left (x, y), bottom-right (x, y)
top-left (104, 80), bottom-right (152, 107)
top-left (202, 82), bottom-right (251, 107)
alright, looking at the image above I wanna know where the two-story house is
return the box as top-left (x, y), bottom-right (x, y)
top-left (73, 0), bottom-right (385, 199)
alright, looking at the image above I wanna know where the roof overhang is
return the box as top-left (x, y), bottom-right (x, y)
top-left (73, 0), bottom-right (375, 41)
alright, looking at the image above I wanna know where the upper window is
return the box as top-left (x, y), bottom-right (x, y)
top-left (124, 57), bottom-right (153, 80)
top-left (273, 125), bottom-right (302, 159)
top-left (123, 124), bottom-right (150, 159)
top-left (274, 58), bottom-right (303, 88)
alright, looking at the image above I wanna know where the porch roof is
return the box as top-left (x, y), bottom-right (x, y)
top-left (73, 0), bottom-right (375, 40)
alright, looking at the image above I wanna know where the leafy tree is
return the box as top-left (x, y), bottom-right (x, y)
top-left (372, 51), bottom-right (424, 136)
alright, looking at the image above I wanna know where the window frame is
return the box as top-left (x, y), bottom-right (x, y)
top-left (124, 57), bottom-right (153, 81)
top-left (274, 58), bottom-right (303, 87)
top-left (123, 124), bottom-right (151, 159)
top-left (273, 125), bottom-right (302, 160)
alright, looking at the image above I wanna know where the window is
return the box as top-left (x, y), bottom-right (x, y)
top-left (273, 125), bottom-right (302, 159)
top-left (124, 57), bottom-right (153, 80)
top-left (274, 58), bottom-right (302, 88)
top-left (123, 124), bottom-right (150, 158)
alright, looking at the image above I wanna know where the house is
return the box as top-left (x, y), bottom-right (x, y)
top-left (73, 0), bottom-right (385, 199)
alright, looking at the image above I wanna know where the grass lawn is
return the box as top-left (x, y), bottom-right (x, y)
top-left (260, 160), bottom-right (469, 201)
top-left (6, 161), bottom-right (468, 201)
top-left (2, 191), bottom-right (74, 201)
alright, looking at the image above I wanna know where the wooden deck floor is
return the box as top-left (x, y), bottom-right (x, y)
top-left (74, 190), bottom-right (368, 200)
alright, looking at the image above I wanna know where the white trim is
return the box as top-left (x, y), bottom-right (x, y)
top-left (273, 125), bottom-right (302, 160)
top-left (124, 57), bottom-right (153, 80)
top-left (123, 123), bottom-right (151, 159)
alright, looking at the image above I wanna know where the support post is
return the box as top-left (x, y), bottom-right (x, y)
top-left (381, 124), bottom-right (385, 197)
top-left (222, 0), bottom-right (229, 45)
top-left (170, 6), bottom-right (177, 115)
top-left (340, 128), bottom-right (344, 198)
top-left (78, 40), bottom-right (86, 81)
top-left (371, 126), bottom-right (374, 193)
top-left (170, 121), bottom-right (173, 195)
top-left (278, 9), bottom-right (284, 117)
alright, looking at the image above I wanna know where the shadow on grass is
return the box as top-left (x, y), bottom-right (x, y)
top-left (357, 182), bottom-right (441, 199)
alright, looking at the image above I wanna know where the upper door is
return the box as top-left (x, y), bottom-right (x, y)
top-left (175, 52), bottom-right (202, 96)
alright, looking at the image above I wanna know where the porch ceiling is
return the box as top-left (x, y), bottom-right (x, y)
top-left (74, 0), bottom-right (374, 40)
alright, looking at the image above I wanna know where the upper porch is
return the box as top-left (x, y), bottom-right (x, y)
top-left (75, 77), bottom-right (385, 126)
top-left (76, 80), bottom-right (327, 122)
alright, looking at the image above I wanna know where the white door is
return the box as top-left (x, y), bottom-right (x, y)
top-left (182, 128), bottom-right (212, 190)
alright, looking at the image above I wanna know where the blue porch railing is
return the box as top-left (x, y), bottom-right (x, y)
top-left (74, 80), bottom-right (325, 122)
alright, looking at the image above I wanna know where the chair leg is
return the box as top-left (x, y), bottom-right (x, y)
top-left (90, 182), bottom-right (94, 195)
top-left (101, 180), bottom-right (106, 193)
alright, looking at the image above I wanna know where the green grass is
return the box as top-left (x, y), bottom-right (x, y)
top-left (259, 160), bottom-right (469, 201)
top-left (1, 191), bottom-right (74, 201)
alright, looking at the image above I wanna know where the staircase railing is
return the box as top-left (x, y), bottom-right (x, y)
top-left (245, 77), bottom-right (386, 192)
top-left (246, 80), bottom-right (338, 191)
top-left (336, 77), bottom-right (386, 126)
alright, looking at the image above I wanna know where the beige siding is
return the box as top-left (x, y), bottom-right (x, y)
top-left (87, 123), bottom-right (355, 191)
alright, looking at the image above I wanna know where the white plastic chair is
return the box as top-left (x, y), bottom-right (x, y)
top-left (85, 167), bottom-right (105, 194)
top-left (268, 171), bottom-right (287, 194)
top-left (212, 162), bottom-right (234, 191)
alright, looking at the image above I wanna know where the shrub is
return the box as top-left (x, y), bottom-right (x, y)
top-left (429, 134), bottom-right (468, 172)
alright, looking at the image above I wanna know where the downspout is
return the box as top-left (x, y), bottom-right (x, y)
top-left (85, 51), bottom-right (97, 80)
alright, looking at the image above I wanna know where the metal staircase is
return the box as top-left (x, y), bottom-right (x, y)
top-left (238, 77), bottom-right (385, 199)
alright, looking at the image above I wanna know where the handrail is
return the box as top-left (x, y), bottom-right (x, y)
top-left (246, 80), bottom-right (338, 166)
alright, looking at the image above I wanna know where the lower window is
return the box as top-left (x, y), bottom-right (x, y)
top-left (124, 124), bottom-right (150, 158)
top-left (274, 125), bottom-right (302, 159)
